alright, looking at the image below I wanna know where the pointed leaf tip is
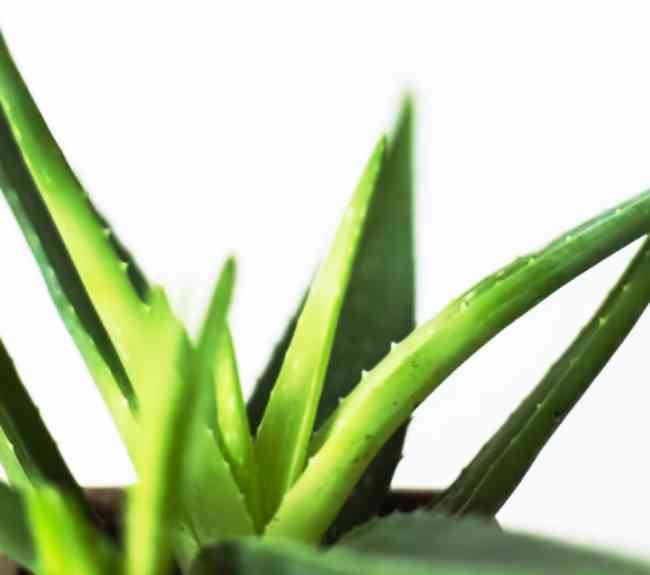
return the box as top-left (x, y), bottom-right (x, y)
top-left (254, 136), bottom-right (387, 520)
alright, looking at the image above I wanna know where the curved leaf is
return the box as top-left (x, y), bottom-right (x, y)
top-left (266, 190), bottom-right (650, 543)
top-left (320, 98), bottom-right (415, 542)
top-left (434, 235), bottom-right (650, 516)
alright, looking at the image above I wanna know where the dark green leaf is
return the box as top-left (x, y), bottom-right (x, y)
top-left (0, 337), bottom-right (85, 507)
top-left (435, 236), bottom-right (650, 517)
top-left (340, 511), bottom-right (650, 575)
top-left (247, 98), bottom-right (415, 540)
top-left (0, 481), bottom-right (34, 571)
top-left (321, 97), bottom-right (415, 543)
top-left (192, 515), bottom-right (650, 575)
top-left (267, 188), bottom-right (650, 544)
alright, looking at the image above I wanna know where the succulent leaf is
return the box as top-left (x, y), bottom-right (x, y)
top-left (0, 481), bottom-right (34, 571)
top-left (319, 97), bottom-right (416, 542)
top-left (266, 190), bottom-right (650, 543)
top-left (0, 427), bottom-right (27, 489)
top-left (211, 327), bottom-right (262, 529)
top-left (193, 514), bottom-right (650, 575)
top-left (0, 103), bottom-right (137, 449)
top-left (27, 485), bottom-right (119, 575)
top-left (339, 511), bottom-right (650, 575)
top-left (254, 137), bottom-right (386, 520)
top-left (0, 32), bottom-right (192, 458)
top-left (176, 262), bottom-right (256, 567)
top-left (125, 286), bottom-right (203, 575)
top-left (0, 337), bottom-right (83, 499)
top-left (434, 235), bottom-right (650, 516)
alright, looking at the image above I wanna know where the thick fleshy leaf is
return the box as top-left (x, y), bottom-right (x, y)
top-left (27, 485), bottom-right (119, 575)
top-left (176, 427), bottom-right (255, 571)
top-left (0, 481), bottom-right (34, 571)
top-left (339, 511), bottom-right (650, 575)
top-left (320, 97), bottom-right (415, 542)
top-left (435, 235), bottom-right (650, 517)
top-left (255, 138), bottom-right (386, 519)
top-left (125, 283), bottom-right (215, 575)
top-left (266, 190), bottom-right (650, 543)
top-left (247, 100), bottom-right (415, 541)
top-left (247, 298), bottom-right (303, 433)
top-left (0, 32), bottom-right (195, 461)
top-left (212, 327), bottom-right (262, 529)
top-left (0, 431), bottom-right (25, 487)
top-left (172, 262), bottom-right (255, 571)
top-left (0, 336), bottom-right (84, 500)
top-left (127, 262), bottom-right (254, 575)
top-left (0, 33), bottom-right (144, 446)
top-left (193, 515), bottom-right (650, 575)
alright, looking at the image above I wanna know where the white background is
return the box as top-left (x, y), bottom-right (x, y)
top-left (2, 0), bottom-right (650, 560)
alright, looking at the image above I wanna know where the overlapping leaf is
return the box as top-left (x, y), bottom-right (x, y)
top-left (0, 336), bottom-right (83, 501)
top-left (340, 511), bottom-right (650, 575)
top-left (193, 513), bottom-right (650, 575)
top-left (27, 485), bottom-right (118, 575)
top-left (255, 138), bottom-right (386, 519)
top-left (266, 190), bottom-right (650, 543)
top-left (434, 235), bottom-right (650, 516)
top-left (0, 481), bottom-right (34, 571)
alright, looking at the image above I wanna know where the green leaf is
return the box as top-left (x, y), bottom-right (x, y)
top-left (0, 426), bottom-right (27, 488)
top-left (255, 137), bottom-right (386, 520)
top-left (0, 32), bottom-right (196, 464)
top-left (247, 296), bottom-right (304, 433)
top-left (193, 263), bottom-right (261, 529)
top-left (169, 261), bottom-right (255, 571)
top-left (319, 96), bottom-right (416, 542)
top-left (266, 190), bottom-right (650, 543)
top-left (0, 336), bottom-right (84, 499)
top-left (177, 427), bottom-right (255, 570)
top-left (212, 327), bottom-right (262, 529)
top-left (0, 33), bottom-right (140, 447)
top-left (125, 286), bottom-right (200, 575)
top-left (0, 481), bottom-right (35, 571)
top-left (434, 235), bottom-right (650, 516)
top-left (27, 485), bottom-right (119, 575)
top-left (339, 511), bottom-right (650, 575)
top-left (193, 515), bottom-right (650, 575)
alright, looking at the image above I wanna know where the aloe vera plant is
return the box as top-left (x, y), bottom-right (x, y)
top-left (2, 30), bottom-right (650, 575)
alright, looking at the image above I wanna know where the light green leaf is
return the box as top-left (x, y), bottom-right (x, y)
top-left (0, 481), bottom-right (34, 571)
top-left (254, 137), bottom-right (386, 520)
top-left (435, 235), bottom-right (650, 516)
top-left (266, 190), bottom-right (650, 543)
top-left (0, 32), bottom-right (146, 449)
top-left (174, 261), bottom-right (255, 570)
top-left (0, 32), bottom-right (194, 462)
top-left (125, 288), bottom-right (195, 575)
top-left (212, 327), bottom-right (262, 529)
top-left (27, 485), bottom-right (118, 575)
